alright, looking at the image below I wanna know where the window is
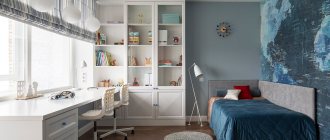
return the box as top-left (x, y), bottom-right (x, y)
top-left (0, 16), bottom-right (24, 97)
top-left (31, 26), bottom-right (72, 91)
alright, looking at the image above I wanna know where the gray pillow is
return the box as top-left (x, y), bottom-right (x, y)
top-left (216, 89), bottom-right (227, 97)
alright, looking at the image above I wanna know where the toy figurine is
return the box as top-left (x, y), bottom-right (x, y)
top-left (131, 57), bottom-right (138, 66)
top-left (173, 35), bottom-right (180, 45)
top-left (110, 59), bottom-right (117, 66)
top-left (145, 57), bottom-right (152, 66)
top-left (177, 75), bottom-right (182, 86)
top-left (169, 81), bottom-right (177, 86)
top-left (133, 77), bottom-right (139, 86)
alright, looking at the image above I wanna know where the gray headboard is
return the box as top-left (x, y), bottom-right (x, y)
top-left (259, 81), bottom-right (315, 121)
top-left (208, 80), bottom-right (316, 121)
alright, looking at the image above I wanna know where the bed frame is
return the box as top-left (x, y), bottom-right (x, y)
top-left (208, 80), bottom-right (316, 121)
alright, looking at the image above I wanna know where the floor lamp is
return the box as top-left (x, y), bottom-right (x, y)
top-left (188, 63), bottom-right (204, 127)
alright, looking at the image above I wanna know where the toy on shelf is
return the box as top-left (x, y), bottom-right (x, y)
top-left (145, 57), bottom-right (152, 66)
top-left (98, 80), bottom-right (111, 87)
top-left (137, 12), bottom-right (144, 24)
top-left (173, 35), bottom-right (180, 45)
top-left (176, 55), bottom-right (182, 66)
top-left (169, 81), bottom-right (177, 86)
top-left (110, 59), bottom-right (117, 66)
top-left (96, 31), bottom-right (106, 45)
top-left (177, 75), bottom-right (182, 86)
top-left (130, 57), bottom-right (138, 66)
top-left (133, 77), bottom-right (139, 86)
top-left (114, 39), bottom-right (124, 45)
top-left (16, 81), bottom-right (42, 100)
top-left (159, 59), bottom-right (172, 66)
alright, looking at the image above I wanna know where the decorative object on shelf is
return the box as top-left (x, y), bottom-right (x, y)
top-left (110, 59), bottom-right (116, 66)
top-left (177, 75), bottom-right (182, 86)
top-left (137, 12), bottom-right (144, 24)
top-left (159, 30), bottom-right (168, 46)
top-left (129, 31), bottom-right (140, 45)
top-left (16, 81), bottom-right (42, 100)
top-left (100, 33), bottom-right (106, 45)
top-left (162, 14), bottom-right (180, 24)
top-left (32, 82), bottom-right (38, 96)
top-left (173, 35), bottom-right (180, 45)
top-left (145, 57), bottom-right (152, 66)
top-left (188, 63), bottom-right (204, 127)
top-left (62, 0), bottom-right (81, 24)
top-left (133, 77), bottom-right (139, 86)
top-left (176, 55), bottom-right (182, 66)
top-left (29, 0), bottom-right (55, 12)
top-left (144, 73), bottom-right (152, 86)
top-left (114, 39), bottom-right (124, 45)
top-left (130, 57), bottom-right (138, 66)
top-left (148, 31), bottom-right (152, 44)
top-left (159, 60), bottom-right (172, 66)
top-left (216, 22), bottom-right (231, 38)
top-left (117, 79), bottom-right (124, 87)
top-left (17, 81), bottom-right (25, 98)
top-left (98, 80), bottom-right (111, 87)
top-left (169, 81), bottom-right (177, 86)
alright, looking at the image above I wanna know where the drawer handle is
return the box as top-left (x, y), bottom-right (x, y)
top-left (62, 122), bottom-right (67, 126)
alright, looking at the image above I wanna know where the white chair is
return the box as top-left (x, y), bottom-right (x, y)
top-left (99, 84), bottom-right (135, 140)
top-left (79, 88), bottom-right (117, 140)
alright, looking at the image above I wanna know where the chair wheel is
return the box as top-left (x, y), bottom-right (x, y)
top-left (131, 130), bottom-right (135, 134)
top-left (124, 136), bottom-right (128, 140)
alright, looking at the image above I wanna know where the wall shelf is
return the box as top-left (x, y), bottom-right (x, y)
top-left (128, 24), bottom-right (152, 26)
top-left (158, 45), bottom-right (181, 47)
top-left (101, 23), bottom-right (125, 26)
top-left (95, 45), bottom-right (124, 47)
top-left (158, 24), bottom-right (182, 26)
top-left (95, 66), bottom-right (125, 68)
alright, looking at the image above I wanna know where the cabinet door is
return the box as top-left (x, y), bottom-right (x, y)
top-left (156, 90), bottom-right (185, 119)
top-left (125, 90), bottom-right (155, 119)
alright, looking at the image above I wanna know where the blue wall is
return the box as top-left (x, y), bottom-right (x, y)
top-left (261, 0), bottom-right (330, 139)
top-left (186, 2), bottom-right (261, 115)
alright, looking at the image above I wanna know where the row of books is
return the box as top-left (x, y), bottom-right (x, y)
top-left (96, 50), bottom-right (112, 66)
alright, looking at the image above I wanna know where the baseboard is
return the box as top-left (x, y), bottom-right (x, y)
top-left (185, 115), bottom-right (207, 122)
top-left (78, 121), bottom-right (94, 137)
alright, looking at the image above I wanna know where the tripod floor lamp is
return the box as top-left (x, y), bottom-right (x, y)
top-left (188, 63), bottom-right (204, 127)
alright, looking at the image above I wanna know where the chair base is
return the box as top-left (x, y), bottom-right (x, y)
top-left (98, 127), bottom-right (135, 140)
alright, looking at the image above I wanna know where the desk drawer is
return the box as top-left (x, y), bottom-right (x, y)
top-left (45, 109), bottom-right (78, 140)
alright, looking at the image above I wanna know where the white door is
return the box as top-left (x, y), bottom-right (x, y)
top-left (125, 90), bottom-right (155, 119)
top-left (156, 90), bottom-right (185, 119)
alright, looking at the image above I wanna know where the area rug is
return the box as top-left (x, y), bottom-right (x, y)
top-left (164, 131), bottom-right (213, 140)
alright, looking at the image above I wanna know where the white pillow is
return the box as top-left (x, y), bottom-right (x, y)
top-left (224, 89), bottom-right (241, 100)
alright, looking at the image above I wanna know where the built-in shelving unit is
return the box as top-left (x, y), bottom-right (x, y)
top-left (95, 1), bottom-right (186, 126)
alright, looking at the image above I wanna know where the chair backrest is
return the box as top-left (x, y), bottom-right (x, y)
top-left (120, 84), bottom-right (129, 105)
top-left (102, 88), bottom-right (115, 115)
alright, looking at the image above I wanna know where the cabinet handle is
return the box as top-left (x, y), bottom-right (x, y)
top-left (62, 122), bottom-right (67, 126)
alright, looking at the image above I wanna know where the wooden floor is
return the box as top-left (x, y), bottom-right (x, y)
top-left (79, 122), bottom-right (215, 140)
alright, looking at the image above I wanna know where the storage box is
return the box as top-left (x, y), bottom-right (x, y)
top-left (162, 14), bottom-right (180, 24)
top-left (158, 30), bottom-right (168, 45)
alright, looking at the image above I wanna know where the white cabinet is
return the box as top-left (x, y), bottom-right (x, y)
top-left (94, 1), bottom-right (185, 126)
top-left (156, 91), bottom-right (185, 119)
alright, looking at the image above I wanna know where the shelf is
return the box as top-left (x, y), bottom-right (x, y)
top-left (128, 24), bottom-right (152, 26)
top-left (158, 66), bottom-right (182, 68)
top-left (95, 66), bottom-right (125, 68)
top-left (95, 45), bottom-right (124, 47)
top-left (158, 23), bottom-right (182, 26)
top-left (128, 66), bottom-right (152, 68)
top-left (158, 45), bottom-right (181, 47)
top-left (128, 45), bottom-right (152, 47)
top-left (101, 23), bottom-right (124, 26)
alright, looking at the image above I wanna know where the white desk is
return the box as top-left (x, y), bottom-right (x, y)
top-left (0, 87), bottom-right (118, 140)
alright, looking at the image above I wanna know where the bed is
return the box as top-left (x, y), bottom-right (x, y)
top-left (208, 80), bottom-right (316, 140)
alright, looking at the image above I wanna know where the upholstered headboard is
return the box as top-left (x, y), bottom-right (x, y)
top-left (208, 80), bottom-right (316, 121)
top-left (259, 81), bottom-right (315, 121)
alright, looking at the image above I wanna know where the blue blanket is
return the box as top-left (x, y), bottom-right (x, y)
top-left (210, 99), bottom-right (316, 140)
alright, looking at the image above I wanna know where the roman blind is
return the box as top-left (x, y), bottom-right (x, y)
top-left (0, 0), bottom-right (96, 42)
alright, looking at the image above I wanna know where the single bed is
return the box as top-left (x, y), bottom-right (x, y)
top-left (208, 80), bottom-right (316, 140)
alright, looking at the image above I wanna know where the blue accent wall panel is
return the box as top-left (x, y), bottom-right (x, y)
top-left (261, 0), bottom-right (330, 139)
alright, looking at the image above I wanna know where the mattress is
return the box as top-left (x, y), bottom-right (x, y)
top-left (210, 99), bottom-right (316, 140)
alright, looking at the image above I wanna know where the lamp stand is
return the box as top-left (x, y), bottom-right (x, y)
top-left (187, 64), bottom-right (203, 127)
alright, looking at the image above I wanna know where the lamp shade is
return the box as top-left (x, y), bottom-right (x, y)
top-left (62, 5), bottom-right (81, 24)
top-left (194, 64), bottom-right (204, 82)
top-left (30, 0), bottom-right (55, 12)
top-left (86, 16), bottom-right (101, 32)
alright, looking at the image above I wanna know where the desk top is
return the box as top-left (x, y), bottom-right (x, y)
top-left (0, 87), bottom-right (118, 121)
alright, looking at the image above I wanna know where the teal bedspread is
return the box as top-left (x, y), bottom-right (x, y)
top-left (210, 99), bottom-right (316, 140)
